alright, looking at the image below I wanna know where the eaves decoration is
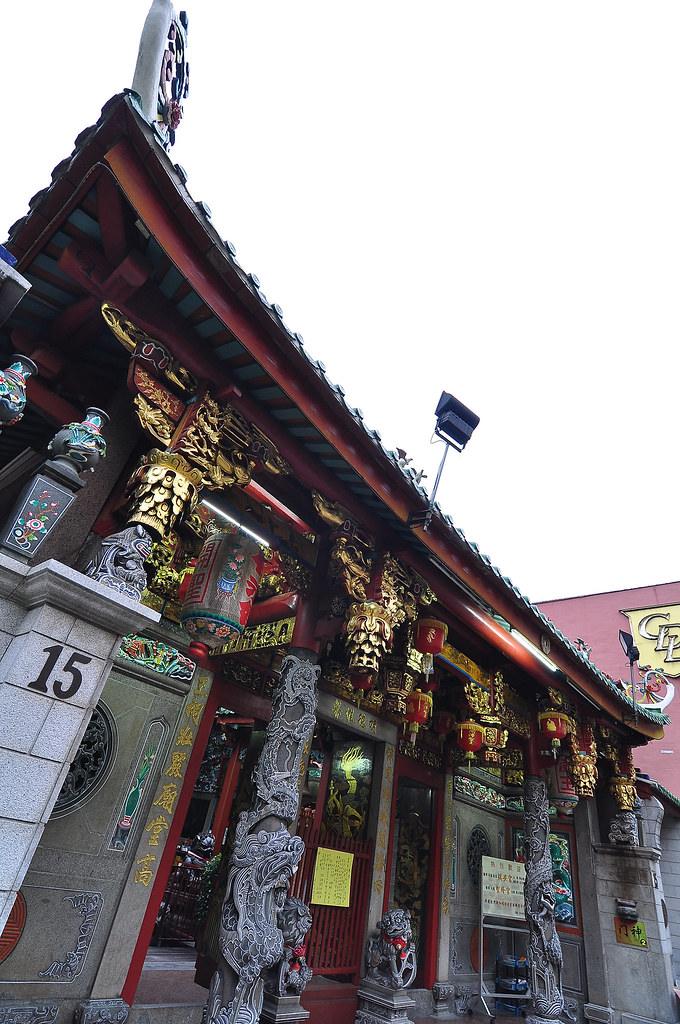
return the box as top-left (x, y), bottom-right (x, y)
top-left (102, 304), bottom-right (290, 491)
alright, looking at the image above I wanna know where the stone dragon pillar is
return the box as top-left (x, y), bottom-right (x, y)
top-left (523, 774), bottom-right (564, 1024)
top-left (204, 650), bottom-right (320, 1024)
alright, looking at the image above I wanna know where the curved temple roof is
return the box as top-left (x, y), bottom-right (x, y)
top-left (1, 90), bottom-right (666, 738)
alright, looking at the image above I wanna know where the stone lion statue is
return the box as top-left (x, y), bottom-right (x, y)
top-left (365, 908), bottom-right (416, 989)
top-left (264, 896), bottom-right (314, 997)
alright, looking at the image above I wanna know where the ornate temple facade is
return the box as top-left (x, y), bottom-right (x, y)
top-left (0, 7), bottom-right (677, 1024)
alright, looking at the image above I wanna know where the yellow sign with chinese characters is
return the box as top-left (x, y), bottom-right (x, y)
top-left (311, 847), bottom-right (354, 907)
top-left (614, 917), bottom-right (647, 948)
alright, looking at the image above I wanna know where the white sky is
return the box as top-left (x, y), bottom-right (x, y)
top-left (3, 3), bottom-right (679, 605)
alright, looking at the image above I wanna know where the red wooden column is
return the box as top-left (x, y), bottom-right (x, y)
top-left (121, 682), bottom-right (219, 1005)
top-left (211, 733), bottom-right (247, 851)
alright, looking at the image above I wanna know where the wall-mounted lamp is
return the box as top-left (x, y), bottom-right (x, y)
top-left (408, 391), bottom-right (479, 531)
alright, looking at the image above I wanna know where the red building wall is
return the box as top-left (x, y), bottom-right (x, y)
top-left (539, 581), bottom-right (680, 790)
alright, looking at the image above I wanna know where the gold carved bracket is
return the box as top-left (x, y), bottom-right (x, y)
top-left (312, 491), bottom-right (375, 601)
top-left (104, 304), bottom-right (290, 491)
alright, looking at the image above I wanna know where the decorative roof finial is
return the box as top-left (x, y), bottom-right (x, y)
top-left (132, 0), bottom-right (189, 149)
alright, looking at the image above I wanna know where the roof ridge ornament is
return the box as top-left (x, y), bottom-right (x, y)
top-left (132, 0), bottom-right (189, 149)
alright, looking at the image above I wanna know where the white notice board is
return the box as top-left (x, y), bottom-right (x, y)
top-left (481, 855), bottom-right (525, 920)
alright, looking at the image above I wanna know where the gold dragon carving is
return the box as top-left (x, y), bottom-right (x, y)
top-left (102, 303), bottom-right (197, 394)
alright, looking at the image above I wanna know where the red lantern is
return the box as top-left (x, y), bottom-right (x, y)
top-left (481, 716), bottom-right (507, 752)
top-left (538, 709), bottom-right (570, 749)
top-left (433, 710), bottom-right (455, 737)
top-left (404, 688), bottom-right (433, 741)
top-left (456, 719), bottom-right (484, 761)
top-left (421, 669), bottom-right (440, 694)
top-left (350, 669), bottom-right (375, 692)
top-left (413, 617), bottom-right (448, 676)
top-left (547, 755), bottom-right (578, 817)
top-left (180, 528), bottom-right (265, 649)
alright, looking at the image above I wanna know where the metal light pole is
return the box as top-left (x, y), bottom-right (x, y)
top-left (408, 391), bottom-right (479, 531)
top-left (619, 629), bottom-right (640, 724)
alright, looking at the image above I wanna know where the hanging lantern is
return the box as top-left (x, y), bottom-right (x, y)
top-left (547, 755), bottom-right (579, 818)
top-left (456, 718), bottom-right (484, 761)
top-left (404, 687), bottom-right (433, 741)
top-left (538, 709), bottom-right (570, 749)
top-left (433, 709), bottom-right (456, 738)
top-left (481, 715), bottom-right (508, 752)
top-left (180, 528), bottom-right (266, 649)
top-left (412, 617), bottom-right (448, 676)
top-left (421, 668), bottom-right (440, 694)
top-left (350, 669), bottom-right (375, 692)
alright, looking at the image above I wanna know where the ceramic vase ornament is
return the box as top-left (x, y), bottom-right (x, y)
top-left (0, 355), bottom-right (38, 432)
top-left (180, 527), bottom-right (265, 649)
top-left (47, 407), bottom-right (109, 481)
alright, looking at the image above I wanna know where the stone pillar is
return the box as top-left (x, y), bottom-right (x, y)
top-left (523, 774), bottom-right (564, 1024)
top-left (205, 650), bottom-right (320, 1024)
top-left (431, 982), bottom-right (454, 1017)
top-left (365, 740), bottom-right (396, 925)
top-left (0, 552), bottom-right (158, 932)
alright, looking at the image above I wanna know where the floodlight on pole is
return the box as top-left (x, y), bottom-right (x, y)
top-left (619, 629), bottom-right (640, 725)
top-left (408, 391), bottom-right (479, 531)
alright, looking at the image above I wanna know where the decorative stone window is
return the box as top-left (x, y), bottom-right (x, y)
top-left (466, 825), bottom-right (491, 889)
top-left (52, 703), bottom-right (116, 816)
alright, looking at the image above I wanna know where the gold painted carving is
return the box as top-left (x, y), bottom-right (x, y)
top-left (610, 774), bottom-right (637, 811)
top-left (503, 748), bottom-right (523, 769)
top-left (320, 661), bottom-right (355, 701)
top-left (311, 492), bottom-right (374, 543)
top-left (464, 678), bottom-right (492, 716)
top-left (214, 617), bottom-right (295, 654)
top-left (499, 683), bottom-right (531, 739)
top-left (377, 554), bottom-right (422, 628)
top-left (311, 491), bottom-right (376, 600)
top-left (134, 394), bottom-right (175, 444)
top-left (102, 303), bottom-right (150, 352)
top-left (607, 744), bottom-right (636, 810)
top-left (493, 670), bottom-right (506, 716)
top-left (133, 365), bottom-right (186, 420)
top-left (173, 395), bottom-right (290, 490)
top-left (276, 551), bottom-right (313, 596)
top-left (331, 536), bottom-right (372, 600)
top-left (441, 643), bottom-right (488, 687)
top-left (569, 751), bottom-right (598, 798)
top-left (102, 303), bottom-right (197, 394)
top-left (345, 601), bottom-right (393, 674)
top-left (127, 450), bottom-right (202, 538)
top-left (380, 654), bottom-right (418, 717)
top-left (567, 727), bottom-right (598, 797)
top-left (397, 738), bottom-right (442, 770)
top-left (174, 395), bottom-right (252, 489)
